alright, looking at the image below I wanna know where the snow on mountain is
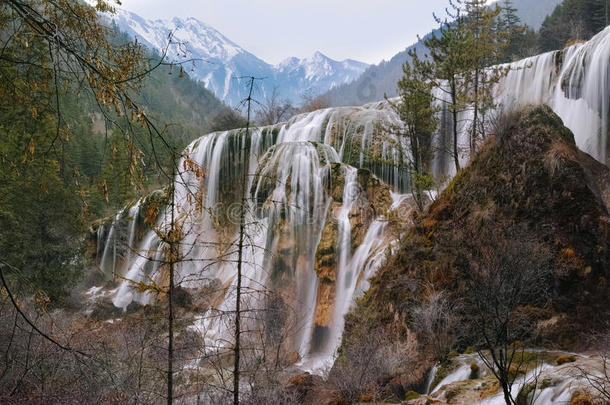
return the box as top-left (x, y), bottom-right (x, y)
top-left (108, 9), bottom-right (369, 107)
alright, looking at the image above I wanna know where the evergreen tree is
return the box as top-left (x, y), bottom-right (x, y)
top-left (539, 0), bottom-right (609, 52)
top-left (496, 0), bottom-right (530, 62)
top-left (391, 51), bottom-right (439, 211)
top-left (462, 0), bottom-right (512, 152)
top-left (424, 3), bottom-right (472, 172)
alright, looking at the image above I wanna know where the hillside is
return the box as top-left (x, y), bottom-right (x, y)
top-left (323, 0), bottom-right (562, 107)
top-left (336, 106), bottom-right (610, 398)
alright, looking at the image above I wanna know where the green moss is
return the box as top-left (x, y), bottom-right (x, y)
top-left (539, 378), bottom-right (554, 390)
top-left (516, 383), bottom-right (536, 405)
top-left (405, 390), bottom-right (420, 400)
top-left (464, 346), bottom-right (475, 354)
top-left (430, 359), bottom-right (458, 392)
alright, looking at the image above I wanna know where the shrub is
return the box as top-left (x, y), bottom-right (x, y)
top-left (173, 286), bottom-right (192, 308)
top-left (570, 391), bottom-right (594, 405)
top-left (508, 366), bottom-right (525, 379)
top-left (469, 362), bottom-right (480, 379)
top-left (90, 301), bottom-right (122, 320)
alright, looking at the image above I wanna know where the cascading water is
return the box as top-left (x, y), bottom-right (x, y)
top-left (432, 26), bottom-right (610, 176)
top-left (499, 26), bottom-right (610, 164)
top-left (94, 26), bottom-right (610, 375)
top-left (96, 105), bottom-right (404, 374)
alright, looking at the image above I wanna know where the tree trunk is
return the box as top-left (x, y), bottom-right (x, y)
top-left (471, 68), bottom-right (480, 156)
top-left (167, 165), bottom-right (176, 405)
top-left (233, 77), bottom-right (256, 405)
top-left (450, 77), bottom-right (461, 173)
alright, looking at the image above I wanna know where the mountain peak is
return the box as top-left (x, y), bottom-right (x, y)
top-left (311, 51), bottom-right (328, 60)
top-left (107, 8), bottom-right (369, 106)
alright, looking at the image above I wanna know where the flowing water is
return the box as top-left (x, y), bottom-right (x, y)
top-left (96, 27), bottom-right (610, 374)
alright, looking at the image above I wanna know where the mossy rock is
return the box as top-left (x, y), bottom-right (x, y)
top-left (405, 390), bottom-right (420, 401)
top-left (126, 301), bottom-right (143, 313)
top-left (539, 378), bottom-right (554, 389)
top-left (90, 301), bottom-right (122, 320)
top-left (556, 355), bottom-right (577, 365)
top-left (516, 382), bottom-right (536, 405)
top-left (464, 346), bottom-right (475, 354)
top-left (445, 386), bottom-right (462, 402)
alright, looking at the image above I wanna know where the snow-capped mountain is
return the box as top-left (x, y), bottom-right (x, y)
top-left (108, 9), bottom-right (369, 107)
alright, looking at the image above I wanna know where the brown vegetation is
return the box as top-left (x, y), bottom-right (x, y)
top-left (337, 105), bottom-right (610, 401)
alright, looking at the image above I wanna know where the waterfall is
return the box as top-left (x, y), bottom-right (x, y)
top-left (99, 211), bottom-right (121, 277)
top-left (95, 26), bottom-right (610, 375)
top-left (499, 27), bottom-right (610, 164)
top-left (432, 26), bottom-right (610, 176)
top-left (96, 105), bottom-right (403, 374)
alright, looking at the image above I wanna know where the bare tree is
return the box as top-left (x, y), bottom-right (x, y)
top-left (256, 86), bottom-right (295, 126)
top-left (467, 229), bottom-right (552, 405)
top-left (411, 288), bottom-right (460, 361)
top-left (327, 329), bottom-right (413, 403)
top-left (573, 328), bottom-right (610, 402)
top-left (299, 90), bottom-right (331, 113)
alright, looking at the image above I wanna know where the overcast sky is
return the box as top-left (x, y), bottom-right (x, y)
top-left (117, 0), bottom-right (458, 65)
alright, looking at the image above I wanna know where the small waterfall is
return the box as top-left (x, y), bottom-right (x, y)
top-left (497, 27), bottom-right (610, 163)
top-left (125, 201), bottom-right (140, 265)
top-left (99, 211), bottom-right (121, 277)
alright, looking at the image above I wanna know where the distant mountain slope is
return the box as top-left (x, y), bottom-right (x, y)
top-left (324, 0), bottom-right (562, 107)
top-left (509, 0), bottom-right (562, 29)
top-left (108, 9), bottom-right (368, 107)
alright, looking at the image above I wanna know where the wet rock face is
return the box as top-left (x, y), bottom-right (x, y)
top-left (315, 218), bottom-right (339, 283)
top-left (312, 163), bottom-right (392, 329)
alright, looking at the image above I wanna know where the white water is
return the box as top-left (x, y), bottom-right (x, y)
top-left (97, 106), bottom-right (403, 374)
top-left (427, 353), bottom-right (601, 405)
top-left (432, 26), bottom-right (610, 176)
top-left (500, 27), bottom-right (610, 164)
top-left (96, 27), bottom-right (610, 375)
top-left (99, 211), bottom-right (121, 277)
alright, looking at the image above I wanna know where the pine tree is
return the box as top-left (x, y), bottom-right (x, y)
top-left (424, 2), bottom-right (472, 173)
top-left (391, 51), bottom-right (439, 211)
top-left (462, 0), bottom-right (512, 152)
top-left (496, 0), bottom-right (529, 62)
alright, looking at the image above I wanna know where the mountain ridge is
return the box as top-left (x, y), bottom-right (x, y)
top-left (321, 0), bottom-right (563, 107)
top-left (107, 8), bottom-right (369, 107)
